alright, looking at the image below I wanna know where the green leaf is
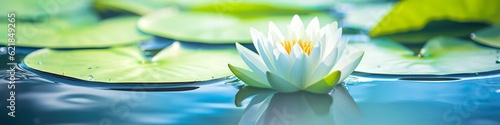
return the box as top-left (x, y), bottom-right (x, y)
top-left (376, 21), bottom-right (489, 43)
top-left (304, 70), bottom-right (341, 94)
top-left (472, 25), bottom-right (500, 48)
top-left (138, 9), bottom-right (335, 44)
top-left (94, 0), bottom-right (168, 15)
top-left (342, 3), bottom-right (394, 31)
top-left (0, 0), bottom-right (93, 20)
top-left (370, 0), bottom-right (500, 37)
top-left (94, 0), bottom-right (334, 15)
top-left (23, 42), bottom-right (246, 83)
top-left (352, 36), bottom-right (500, 75)
top-left (190, 1), bottom-right (334, 14)
top-left (1, 16), bottom-right (150, 48)
top-left (228, 64), bottom-right (270, 88)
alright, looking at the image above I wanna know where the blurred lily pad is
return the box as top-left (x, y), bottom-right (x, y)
top-left (94, 0), bottom-right (334, 15)
top-left (94, 0), bottom-right (169, 15)
top-left (23, 42), bottom-right (245, 83)
top-left (189, 0), bottom-right (334, 14)
top-left (369, 0), bottom-right (500, 37)
top-left (342, 3), bottom-right (394, 31)
top-left (352, 37), bottom-right (500, 75)
top-left (138, 9), bottom-right (335, 44)
top-left (378, 21), bottom-right (489, 43)
top-left (1, 16), bottom-right (150, 48)
top-left (0, 0), bottom-right (93, 20)
top-left (472, 25), bottom-right (500, 48)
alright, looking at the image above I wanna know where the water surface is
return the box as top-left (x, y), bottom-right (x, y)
top-left (1, 43), bottom-right (500, 125)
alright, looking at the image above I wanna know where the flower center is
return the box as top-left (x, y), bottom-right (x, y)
top-left (281, 39), bottom-right (313, 55)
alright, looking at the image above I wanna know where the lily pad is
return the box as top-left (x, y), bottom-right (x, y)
top-left (1, 16), bottom-right (150, 48)
top-left (23, 42), bottom-right (245, 83)
top-left (94, 0), bottom-right (334, 15)
top-left (377, 21), bottom-right (489, 43)
top-left (189, 0), bottom-right (335, 14)
top-left (0, 0), bottom-right (93, 20)
top-left (369, 0), bottom-right (500, 37)
top-left (342, 3), bottom-right (394, 31)
top-left (351, 36), bottom-right (500, 75)
top-left (138, 9), bottom-right (335, 44)
top-left (471, 25), bottom-right (500, 48)
top-left (94, 0), bottom-right (169, 15)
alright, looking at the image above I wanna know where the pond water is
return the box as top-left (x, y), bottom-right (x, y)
top-left (1, 39), bottom-right (500, 125)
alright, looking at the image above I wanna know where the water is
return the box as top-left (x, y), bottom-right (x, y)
top-left (1, 39), bottom-right (500, 125)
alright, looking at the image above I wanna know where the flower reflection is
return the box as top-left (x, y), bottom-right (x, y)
top-left (235, 85), bottom-right (361, 125)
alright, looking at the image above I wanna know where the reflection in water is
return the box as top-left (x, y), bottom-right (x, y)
top-left (235, 85), bottom-right (361, 125)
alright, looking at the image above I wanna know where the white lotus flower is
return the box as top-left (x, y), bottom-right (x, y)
top-left (228, 15), bottom-right (364, 94)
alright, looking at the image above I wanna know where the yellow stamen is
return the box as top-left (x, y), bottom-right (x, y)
top-left (281, 39), bottom-right (313, 55)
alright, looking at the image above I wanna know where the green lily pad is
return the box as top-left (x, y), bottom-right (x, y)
top-left (23, 42), bottom-right (245, 83)
top-left (138, 9), bottom-right (335, 44)
top-left (1, 16), bottom-right (150, 48)
top-left (0, 0), bottom-right (93, 20)
top-left (351, 36), bottom-right (500, 75)
top-left (94, 0), bottom-right (334, 15)
top-left (189, 0), bottom-right (334, 14)
top-left (94, 0), bottom-right (169, 15)
top-left (471, 25), bottom-right (500, 48)
top-left (342, 3), bottom-right (394, 31)
top-left (377, 21), bottom-right (489, 43)
top-left (369, 0), bottom-right (500, 37)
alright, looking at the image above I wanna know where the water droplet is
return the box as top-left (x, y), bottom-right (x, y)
top-left (87, 75), bottom-right (94, 81)
top-left (344, 77), bottom-right (360, 85)
top-left (37, 61), bottom-right (42, 65)
top-left (211, 76), bottom-right (215, 79)
top-left (496, 60), bottom-right (500, 64)
top-left (88, 67), bottom-right (92, 69)
top-left (377, 65), bottom-right (381, 68)
top-left (108, 78), bottom-right (112, 82)
top-left (225, 75), bottom-right (235, 79)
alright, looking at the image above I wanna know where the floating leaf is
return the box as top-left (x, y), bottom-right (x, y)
top-left (352, 36), bottom-right (500, 75)
top-left (94, 0), bottom-right (169, 15)
top-left (138, 9), bottom-right (335, 44)
top-left (94, 0), bottom-right (334, 15)
top-left (1, 16), bottom-right (150, 48)
top-left (377, 21), bottom-right (489, 43)
top-left (190, 0), bottom-right (335, 14)
top-left (342, 3), bottom-right (394, 31)
top-left (0, 0), bottom-right (93, 20)
top-left (23, 42), bottom-right (245, 83)
top-left (471, 25), bottom-right (500, 48)
top-left (369, 0), bottom-right (500, 37)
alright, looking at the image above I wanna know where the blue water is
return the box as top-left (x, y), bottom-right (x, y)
top-left (1, 39), bottom-right (500, 125)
